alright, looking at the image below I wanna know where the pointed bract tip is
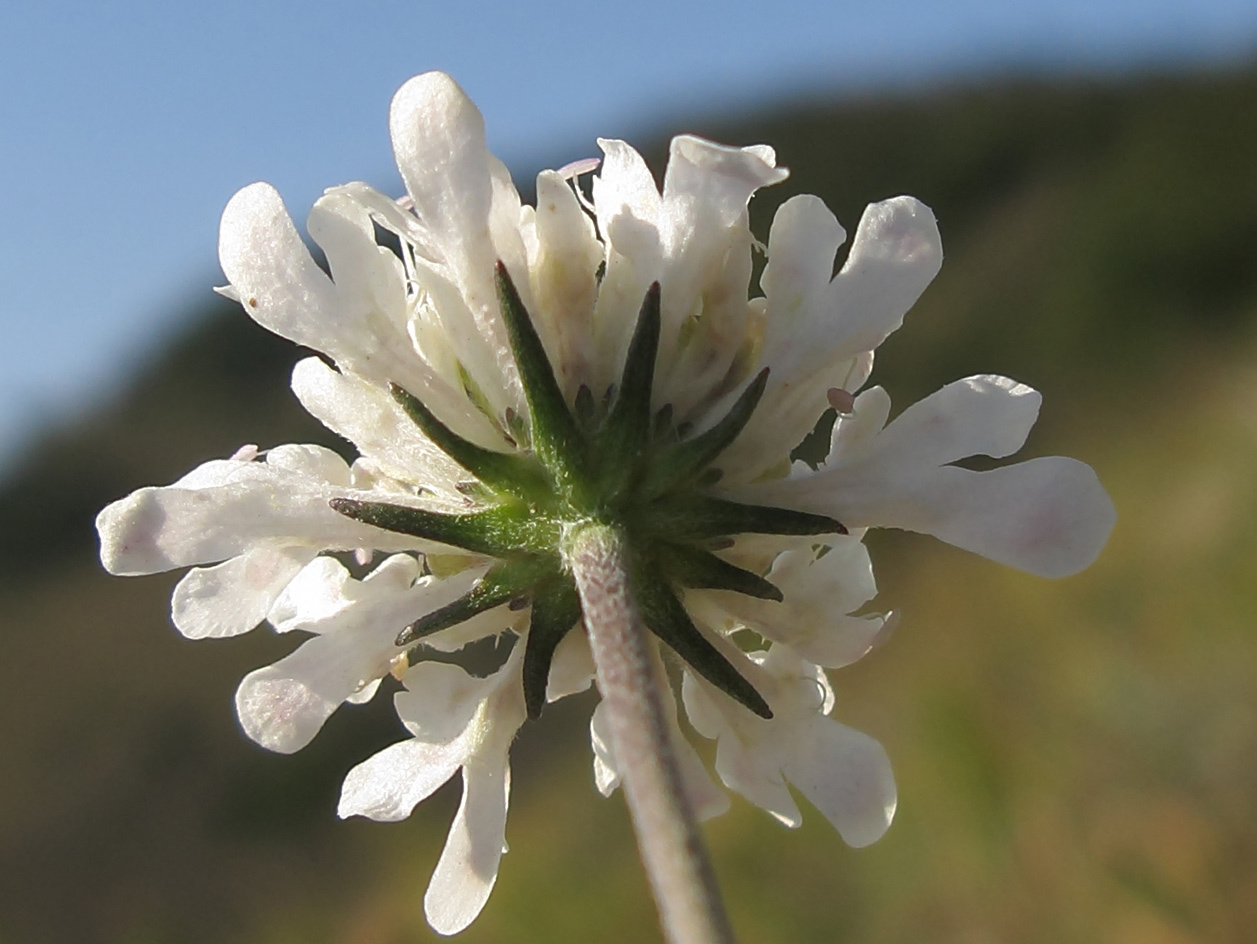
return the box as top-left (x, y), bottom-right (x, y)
top-left (749, 366), bottom-right (770, 396)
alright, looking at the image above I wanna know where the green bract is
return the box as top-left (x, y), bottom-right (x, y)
top-left (333, 262), bottom-right (845, 720)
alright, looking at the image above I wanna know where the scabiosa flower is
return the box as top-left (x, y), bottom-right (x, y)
top-left (96, 71), bottom-right (1114, 934)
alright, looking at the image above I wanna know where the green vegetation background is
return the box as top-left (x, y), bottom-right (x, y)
top-left (2, 66), bottom-right (1255, 943)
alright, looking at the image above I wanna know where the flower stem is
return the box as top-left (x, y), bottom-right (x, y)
top-left (566, 522), bottom-right (737, 944)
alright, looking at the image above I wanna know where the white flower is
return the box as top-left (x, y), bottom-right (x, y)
top-left (686, 534), bottom-right (891, 670)
top-left (338, 652), bottom-right (526, 935)
top-left (682, 644), bottom-right (896, 848)
top-left (746, 375), bottom-right (1116, 578)
top-left (96, 70), bottom-right (1114, 932)
top-left (236, 552), bottom-right (510, 754)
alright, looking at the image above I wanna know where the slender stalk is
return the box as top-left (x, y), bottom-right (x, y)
top-left (566, 522), bottom-right (737, 944)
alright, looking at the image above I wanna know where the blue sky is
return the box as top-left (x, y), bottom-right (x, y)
top-left (2, 0), bottom-right (1255, 476)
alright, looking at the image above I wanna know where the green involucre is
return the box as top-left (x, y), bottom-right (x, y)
top-left (330, 262), bottom-right (847, 719)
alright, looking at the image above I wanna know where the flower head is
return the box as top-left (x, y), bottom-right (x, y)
top-left (96, 71), bottom-right (1114, 933)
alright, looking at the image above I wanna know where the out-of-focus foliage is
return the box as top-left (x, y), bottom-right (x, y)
top-left (2, 65), bottom-right (1256, 943)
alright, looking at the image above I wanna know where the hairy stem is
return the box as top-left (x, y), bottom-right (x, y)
top-left (566, 522), bottom-right (737, 944)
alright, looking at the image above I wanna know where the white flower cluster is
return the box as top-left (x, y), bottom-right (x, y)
top-left (96, 72), bottom-right (1114, 934)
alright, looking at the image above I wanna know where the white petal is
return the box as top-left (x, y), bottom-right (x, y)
top-left (676, 733), bottom-right (731, 822)
top-left (303, 192), bottom-right (429, 383)
top-left (219, 182), bottom-right (491, 445)
top-left (755, 644), bottom-right (838, 717)
top-left (410, 258), bottom-right (520, 426)
top-left (332, 179), bottom-right (440, 260)
top-left (716, 351), bottom-right (871, 486)
top-left (345, 678), bottom-right (381, 705)
top-left (785, 614), bottom-right (888, 670)
top-left (895, 457), bottom-right (1112, 577)
top-left (235, 658), bottom-right (342, 754)
top-left (773, 537), bottom-right (879, 618)
top-left (390, 72), bottom-right (493, 279)
top-left (487, 154), bottom-right (530, 305)
top-left (529, 169), bottom-right (601, 395)
top-left (171, 546), bottom-right (312, 639)
top-left (804, 453), bottom-right (1114, 577)
top-left (236, 621), bottom-right (402, 753)
top-left (781, 717), bottom-right (896, 848)
top-left (661, 136), bottom-right (788, 233)
top-left (593, 138), bottom-right (661, 261)
top-left (677, 665), bottom-right (725, 741)
top-left (218, 182), bottom-right (341, 354)
top-left (237, 557), bottom-right (478, 752)
top-left (750, 370), bottom-right (1113, 578)
top-left (394, 660), bottom-right (499, 744)
top-left (590, 678), bottom-right (728, 819)
top-left (338, 737), bottom-right (465, 821)
top-left (96, 467), bottom-right (425, 575)
top-left (219, 187), bottom-right (456, 418)
top-left (264, 443), bottom-right (353, 485)
top-left (170, 456), bottom-right (258, 489)
top-left (424, 756), bottom-right (511, 935)
top-left (760, 194), bottom-right (847, 376)
top-left (290, 356), bottom-right (465, 496)
top-left (308, 192), bottom-right (510, 442)
top-left (659, 680), bottom-right (729, 821)
top-left (389, 73), bottom-right (514, 411)
top-left (417, 601), bottom-right (524, 654)
top-left (715, 730), bottom-right (802, 828)
top-left (828, 385), bottom-right (893, 461)
top-left (266, 552), bottom-right (428, 633)
top-left (655, 136), bottom-right (785, 409)
top-left (820, 196), bottom-right (942, 361)
top-left (871, 375), bottom-right (1041, 468)
top-left (689, 538), bottom-right (886, 669)
top-left (755, 195), bottom-right (937, 397)
top-left (680, 672), bottom-right (802, 828)
top-left (534, 169), bottom-right (600, 267)
top-left (306, 189), bottom-right (410, 339)
top-left (591, 139), bottom-right (663, 389)
top-left (265, 554), bottom-right (361, 633)
top-left (546, 627), bottom-right (595, 703)
top-left (590, 699), bottom-right (620, 797)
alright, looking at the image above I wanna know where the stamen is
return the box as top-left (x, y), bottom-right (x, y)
top-left (557, 156), bottom-right (601, 179)
top-left (827, 387), bottom-right (856, 414)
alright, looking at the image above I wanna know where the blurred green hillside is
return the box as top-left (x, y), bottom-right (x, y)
top-left (3, 65), bottom-right (1257, 944)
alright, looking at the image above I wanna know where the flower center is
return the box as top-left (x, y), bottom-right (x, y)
top-left (331, 262), bottom-right (845, 720)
